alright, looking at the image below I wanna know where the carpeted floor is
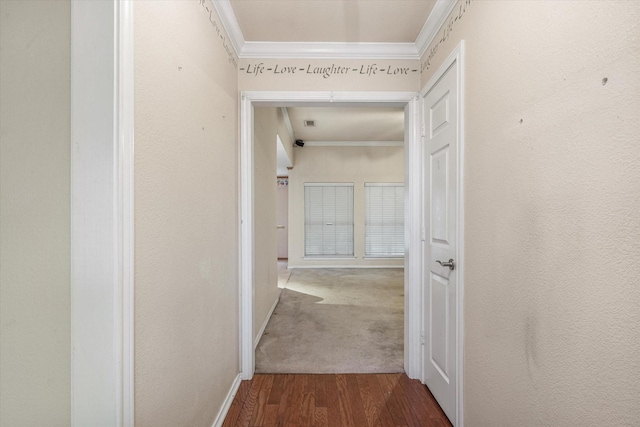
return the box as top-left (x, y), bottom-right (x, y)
top-left (255, 268), bottom-right (404, 374)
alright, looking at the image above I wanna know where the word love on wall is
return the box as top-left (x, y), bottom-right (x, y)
top-left (241, 63), bottom-right (418, 79)
top-left (198, 0), bottom-right (238, 69)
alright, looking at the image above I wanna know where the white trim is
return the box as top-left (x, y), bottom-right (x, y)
top-left (240, 41), bottom-right (419, 60)
top-left (303, 141), bottom-right (403, 147)
top-left (211, 374), bottom-right (242, 427)
top-left (254, 296), bottom-right (280, 349)
top-left (415, 0), bottom-right (458, 58)
top-left (419, 41), bottom-right (465, 427)
top-left (240, 94), bottom-right (254, 380)
top-left (280, 107), bottom-right (296, 144)
top-left (210, 0), bottom-right (244, 57)
top-left (240, 91), bottom-right (420, 382)
top-left (71, 0), bottom-right (134, 424)
top-left (404, 95), bottom-right (423, 380)
top-left (116, 1), bottom-right (135, 425)
top-left (456, 41), bottom-right (466, 427)
top-left (290, 265), bottom-right (403, 269)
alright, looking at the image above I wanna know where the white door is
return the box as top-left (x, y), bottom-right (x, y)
top-left (422, 59), bottom-right (460, 425)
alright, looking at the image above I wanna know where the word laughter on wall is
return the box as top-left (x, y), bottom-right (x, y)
top-left (241, 63), bottom-right (419, 79)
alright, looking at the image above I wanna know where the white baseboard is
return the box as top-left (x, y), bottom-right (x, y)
top-left (254, 295), bottom-right (280, 349)
top-left (211, 374), bottom-right (242, 427)
top-left (289, 265), bottom-right (405, 269)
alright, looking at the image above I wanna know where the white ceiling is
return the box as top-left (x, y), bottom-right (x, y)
top-left (286, 106), bottom-right (404, 142)
top-left (229, 0), bottom-right (436, 43)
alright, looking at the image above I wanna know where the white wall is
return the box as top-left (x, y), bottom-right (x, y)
top-left (134, 2), bottom-right (240, 425)
top-left (288, 146), bottom-right (404, 268)
top-left (253, 107), bottom-right (281, 342)
top-left (277, 182), bottom-right (289, 259)
top-left (420, 1), bottom-right (640, 425)
top-left (277, 107), bottom-right (294, 168)
top-left (0, 1), bottom-right (71, 425)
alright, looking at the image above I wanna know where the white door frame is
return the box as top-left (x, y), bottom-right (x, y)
top-left (420, 41), bottom-right (465, 426)
top-left (239, 91), bottom-right (423, 380)
top-left (70, 0), bottom-right (134, 425)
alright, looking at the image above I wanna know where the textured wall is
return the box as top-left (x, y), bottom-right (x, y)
top-left (288, 146), bottom-right (405, 268)
top-left (239, 58), bottom-right (419, 92)
top-left (0, 1), bottom-right (71, 425)
top-left (420, 1), bottom-right (640, 425)
top-left (134, 1), bottom-right (240, 425)
top-left (253, 108), bottom-right (281, 342)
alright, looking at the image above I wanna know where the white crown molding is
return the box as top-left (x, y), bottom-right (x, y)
top-left (303, 141), bottom-right (404, 147)
top-left (415, 0), bottom-right (458, 58)
top-left (240, 41), bottom-right (419, 60)
top-left (214, 0), bottom-right (456, 60)
top-left (210, 0), bottom-right (244, 56)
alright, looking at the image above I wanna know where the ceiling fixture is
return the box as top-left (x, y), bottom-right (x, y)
top-left (303, 120), bottom-right (316, 127)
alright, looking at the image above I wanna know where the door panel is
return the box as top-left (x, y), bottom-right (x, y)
top-left (423, 60), bottom-right (459, 425)
top-left (429, 272), bottom-right (449, 381)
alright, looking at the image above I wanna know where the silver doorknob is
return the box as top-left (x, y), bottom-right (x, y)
top-left (436, 259), bottom-right (455, 270)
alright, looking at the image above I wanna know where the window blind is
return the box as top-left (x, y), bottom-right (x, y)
top-left (304, 183), bottom-right (354, 257)
top-left (365, 183), bottom-right (404, 257)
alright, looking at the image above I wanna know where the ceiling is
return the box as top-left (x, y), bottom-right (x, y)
top-left (287, 106), bottom-right (404, 142)
top-left (222, 1), bottom-right (449, 176)
top-left (229, 0), bottom-right (436, 44)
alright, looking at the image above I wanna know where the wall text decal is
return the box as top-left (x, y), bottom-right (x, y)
top-left (240, 63), bottom-right (418, 79)
top-left (199, 0), bottom-right (238, 69)
top-left (421, 0), bottom-right (475, 73)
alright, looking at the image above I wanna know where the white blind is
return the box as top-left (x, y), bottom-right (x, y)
top-left (365, 183), bottom-right (404, 257)
top-left (305, 184), bottom-right (354, 256)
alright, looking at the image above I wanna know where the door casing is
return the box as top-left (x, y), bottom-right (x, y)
top-left (239, 91), bottom-right (423, 380)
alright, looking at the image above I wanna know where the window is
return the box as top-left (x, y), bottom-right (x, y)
top-left (304, 183), bottom-right (354, 256)
top-left (365, 183), bottom-right (404, 257)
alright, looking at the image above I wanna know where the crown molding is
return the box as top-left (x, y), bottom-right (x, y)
top-left (213, 0), bottom-right (456, 60)
top-left (303, 141), bottom-right (404, 147)
top-left (210, 0), bottom-right (244, 56)
top-left (415, 0), bottom-right (458, 58)
top-left (240, 42), bottom-right (419, 60)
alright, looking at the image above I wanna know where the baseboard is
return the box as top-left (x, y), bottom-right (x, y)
top-left (211, 374), bottom-right (242, 427)
top-left (254, 295), bottom-right (280, 349)
top-left (289, 265), bottom-right (405, 269)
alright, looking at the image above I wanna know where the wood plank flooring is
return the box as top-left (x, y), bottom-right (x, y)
top-left (222, 373), bottom-right (452, 427)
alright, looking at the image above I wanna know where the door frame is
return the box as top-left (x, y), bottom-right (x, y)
top-left (239, 91), bottom-right (423, 380)
top-left (70, 0), bottom-right (135, 425)
top-left (420, 41), bottom-right (465, 426)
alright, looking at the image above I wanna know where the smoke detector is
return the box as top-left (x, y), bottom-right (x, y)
top-left (303, 120), bottom-right (316, 127)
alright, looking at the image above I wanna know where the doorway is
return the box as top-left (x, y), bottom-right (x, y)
top-left (239, 91), bottom-right (423, 381)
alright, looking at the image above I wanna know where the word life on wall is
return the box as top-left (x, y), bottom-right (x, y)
top-left (198, 0), bottom-right (238, 69)
top-left (240, 63), bottom-right (418, 80)
top-left (421, 0), bottom-right (475, 73)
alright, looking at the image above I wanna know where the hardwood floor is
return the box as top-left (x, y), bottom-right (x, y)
top-left (222, 373), bottom-right (452, 427)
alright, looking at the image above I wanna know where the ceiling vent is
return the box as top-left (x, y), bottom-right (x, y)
top-left (303, 120), bottom-right (316, 127)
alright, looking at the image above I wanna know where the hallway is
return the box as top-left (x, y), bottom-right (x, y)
top-left (222, 373), bottom-right (452, 427)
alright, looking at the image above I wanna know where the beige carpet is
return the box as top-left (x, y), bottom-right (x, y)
top-left (255, 268), bottom-right (404, 374)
